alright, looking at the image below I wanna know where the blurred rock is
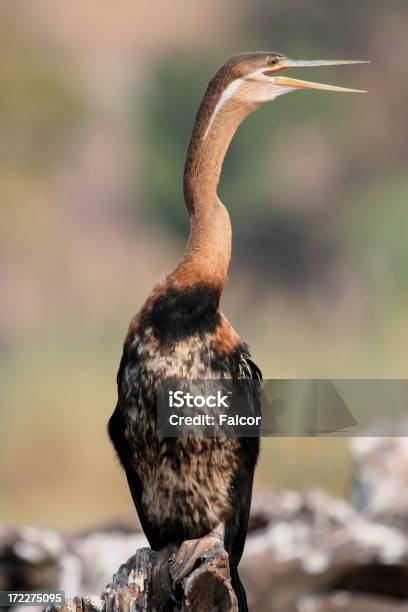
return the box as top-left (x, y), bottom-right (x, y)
top-left (2, 487), bottom-right (408, 610)
top-left (350, 437), bottom-right (408, 529)
top-left (242, 490), bottom-right (408, 611)
top-left (0, 520), bottom-right (147, 600)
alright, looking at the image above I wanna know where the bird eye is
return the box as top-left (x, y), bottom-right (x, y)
top-left (267, 56), bottom-right (279, 66)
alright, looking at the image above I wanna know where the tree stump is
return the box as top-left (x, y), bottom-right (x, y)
top-left (49, 543), bottom-right (238, 612)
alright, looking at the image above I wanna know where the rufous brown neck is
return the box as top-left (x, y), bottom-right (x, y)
top-left (170, 72), bottom-right (256, 291)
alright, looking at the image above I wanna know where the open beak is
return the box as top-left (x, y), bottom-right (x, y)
top-left (266, 58), bottom-right (369, 93)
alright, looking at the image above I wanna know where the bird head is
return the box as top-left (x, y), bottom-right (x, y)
top-left (215, 52), bottom-right (368, 106)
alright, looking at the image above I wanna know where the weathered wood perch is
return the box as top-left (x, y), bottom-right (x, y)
top-left (51, 543), bottom-right (238, 612)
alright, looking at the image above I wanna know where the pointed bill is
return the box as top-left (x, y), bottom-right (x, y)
top-left (281, 59), bottom-right (370, 68)
top-left (273, 75), bottom-right (367, 94)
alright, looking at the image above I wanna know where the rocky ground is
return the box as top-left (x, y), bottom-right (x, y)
top-left (2, 439), bottom-right (408, 611)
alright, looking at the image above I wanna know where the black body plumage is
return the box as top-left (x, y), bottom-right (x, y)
top-left (108, 282), bottom-right (261, 610)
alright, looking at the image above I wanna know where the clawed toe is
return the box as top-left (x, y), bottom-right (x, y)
top-left (169, 535), bottom-right (221, 586)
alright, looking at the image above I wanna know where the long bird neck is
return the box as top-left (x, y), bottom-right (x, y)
top-left (169, 76), bottom-right (255, 292)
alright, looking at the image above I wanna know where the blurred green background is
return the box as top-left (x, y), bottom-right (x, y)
top-left (1, 0), bottom-right (407, 527)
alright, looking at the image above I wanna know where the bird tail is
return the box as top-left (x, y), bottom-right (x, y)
top-left (230, 563), bottom-right (249, 612)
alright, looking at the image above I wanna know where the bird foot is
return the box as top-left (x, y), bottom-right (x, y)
top-left (169, 533), bottom-right (224, 587)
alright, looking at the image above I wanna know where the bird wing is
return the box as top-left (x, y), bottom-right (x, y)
top-left (225, 344), bottom-right (262, 566)
top-left (109, 347), bottom-right (159, 548)
top-left (237, 345), bottom-right (263, 382)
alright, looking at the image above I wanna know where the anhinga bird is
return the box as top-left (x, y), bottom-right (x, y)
top-left (109, 52), bottom-right (366, 611)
